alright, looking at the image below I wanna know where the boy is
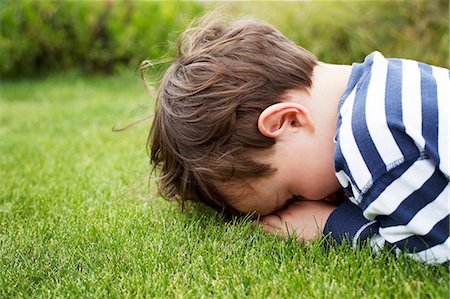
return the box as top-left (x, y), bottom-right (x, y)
top-left (146, 16), bottom-right (449, 264)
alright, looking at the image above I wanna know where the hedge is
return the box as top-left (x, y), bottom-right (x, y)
top-left (226, 0), bottom-right (449, 67)
top-left (1, 0), bottom-right (448, 78)
top-left (0, 0), bottom-right (205, 77)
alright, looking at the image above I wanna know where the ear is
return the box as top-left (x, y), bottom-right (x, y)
top-left (258, 102), bottom-right (314, 138)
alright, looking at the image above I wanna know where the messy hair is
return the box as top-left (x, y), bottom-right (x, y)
top-left (146, 15), bottom-right (317, 215)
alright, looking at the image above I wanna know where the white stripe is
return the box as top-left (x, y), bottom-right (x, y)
top-left (335, 170), bottom-right (350, 188)
top-left (379, 184), bottom-right (449, 243)
top-left (339, 88), bottom-right (372, 192)
top-left (365, 53), bottom-right (403, 166)
top-left (353, 220), bottom-right (378, 248)
top-left (339, 84), bottom-right (355, 118)
top-left (403, 237), bottom-right (450, 264)
top-left (350, 184), bottom-right (361, 204)
top-left (363, 159), bottom-right (435, 220)
top-left (401, 60), bottom-right (425, 150)
top-left (432, 66), bottom-right (450, 178)
top-left (369, 233), bottom-right (386, 255)
top-left (335, 170), bottom-right (360, 204)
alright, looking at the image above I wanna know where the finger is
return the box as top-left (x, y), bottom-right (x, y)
top-left (260, 215), bottom-right (294, 237)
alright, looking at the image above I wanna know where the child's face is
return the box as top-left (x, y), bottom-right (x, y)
top-left (226, 130), bottom-right (341, 216)
top-left (224, 90), bottom-right (342, 216)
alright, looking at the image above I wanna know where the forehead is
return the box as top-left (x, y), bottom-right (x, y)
top-left (217, 175), bottom-right (279, 215)
top-left (214, 150), bottom-right (283, 215)
top-left (218, 178), bottom-right (255, 205)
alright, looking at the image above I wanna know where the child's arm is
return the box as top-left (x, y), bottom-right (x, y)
top-left (324, 161), bottom-right (449, 264)
top-left (257, 200), bottom-right (337, 242)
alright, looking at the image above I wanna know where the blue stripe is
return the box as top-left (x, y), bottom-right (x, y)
top-left (385, 59), bottom-right (420, 159)
top-left (377, 167), bottom-right (447, 227)
top-left (334, 140), bottom-right (345, 173)
top-left (360, 158), bottom-right (416, 210)
top-left (419, 63), bottom-right (439, 166)
top-left (338, 60), bottom-right (367, 113)
top-left (391, 215), bottom-right (449, 252)
top-left (357, 221), bottom-right (380, 242)
top-left (351, 66), bottom-right (386, 180)
top-left (335, 55), bottom-right (371, 146)
top-left (323, 201), bottom-right (374, 245)
top-left (334, 143), bottom-right (356, 198)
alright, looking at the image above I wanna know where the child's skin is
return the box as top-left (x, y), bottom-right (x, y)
top-left (221, 62), bottom-right (354, 241)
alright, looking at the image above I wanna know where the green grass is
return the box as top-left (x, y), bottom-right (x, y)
top-left (1, 72), bottom-right (448, 298)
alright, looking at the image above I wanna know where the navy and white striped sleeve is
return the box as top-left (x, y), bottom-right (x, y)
top-left (323, 200), bottom-right (379, 246)
top-left (362, 157), bottom-right (449, 264)
top-left (330, 51), bottom-right (450, 264)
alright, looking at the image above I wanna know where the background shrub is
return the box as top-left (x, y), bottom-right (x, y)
top-left (0, 0), bottom-right (448, 78)
top-left (225, 0), bottom-right (449, 66)
top-left (0, 0), bottom-right (205, 77)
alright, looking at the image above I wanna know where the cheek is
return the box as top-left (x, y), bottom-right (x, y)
top-left (231, 195), bottom-right (277, 216)
top-left (290, 172), bottom-right (335, 200)
top-left (309, 177), bottom-right (339, 199)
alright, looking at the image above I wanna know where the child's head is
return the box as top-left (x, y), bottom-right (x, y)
top-left (148, 15), bottom-right (318, 216)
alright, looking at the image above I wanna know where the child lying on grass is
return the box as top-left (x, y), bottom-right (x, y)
top-left (145, 15), bottom-right (449, 264)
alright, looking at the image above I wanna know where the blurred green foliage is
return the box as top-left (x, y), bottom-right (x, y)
top-left (1, 0), bottom-right (448, 78)
top-left (224, 0), bottom-right (449, 67)
top-left (0, 0), bottom-right (205, 77)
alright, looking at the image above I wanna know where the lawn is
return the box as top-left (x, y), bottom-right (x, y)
top-left (1, 72), bottom-right (448, 298)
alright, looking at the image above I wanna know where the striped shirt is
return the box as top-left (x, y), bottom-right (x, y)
top-left (323, 51), bottom-right (449, 264)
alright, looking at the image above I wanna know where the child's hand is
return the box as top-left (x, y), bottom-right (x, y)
top-left (256, 200), bottom-right (337, 243)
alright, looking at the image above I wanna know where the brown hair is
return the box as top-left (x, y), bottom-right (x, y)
top-left (146, 15), bottom-right (317, 216)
